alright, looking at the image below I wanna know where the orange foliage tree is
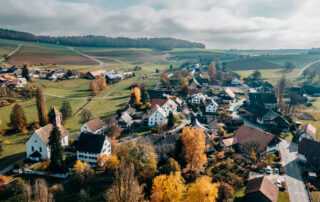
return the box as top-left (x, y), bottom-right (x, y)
top-left (185, 176), bottom-right (218, 202)
top-left (180, 126), bottom-right (207, 172)
top-left (130, 87), bottom-right (142, 106)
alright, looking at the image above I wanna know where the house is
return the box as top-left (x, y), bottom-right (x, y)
top-left (105, 73), bottom-right (125, 84)
top-left (77, 132), bottom-right (111, 164)
top-left (189, 78), bottom-right (202, 89)
top-left (244, 177), bottom-right (279, 202)
top-left (118, 112), bottom-right (132, 128)
top-left (231, 78), bottom-right (241, 86)
top-left (26, 108), bottom-right (69, 161)
top-left (187, 88), bottom-right (200, 97)
top-left (80, 118), bottom-right (105, 134)
top-left (221, 125), bottom-right (279, 156)
top-left (222, 86), bottom-right (245, 95)
top-left (151, 98), bottom-right (177, 115)
top-left (248, 93), bottom-right (277, 109)
top-left (257, 81), bottom-right (275, 94)
top-left (86, 70), bottom-right (107, 79)
top-left (205, 99), bottom-right (218, 113)
top-left (219, 87), bottom-right (235, 103)
top-left (297, 123), bottom-right (317, 142)
top-left (145, 105), bottom-right (167, 127)
top-left (298, 138), bottom-right (320, 169)
top-left (147, 89), bottom-right (174, 99)
top-left (191, 93), bottom-right (206, 104)
top-left (123, 106), bottom-right (136, 116)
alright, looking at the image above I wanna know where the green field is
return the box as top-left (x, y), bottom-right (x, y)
top-left (234, 68), bottom-right (300, 80)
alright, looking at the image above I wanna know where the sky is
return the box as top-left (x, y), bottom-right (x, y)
top-left (1, 0), bottom-right (320, 49)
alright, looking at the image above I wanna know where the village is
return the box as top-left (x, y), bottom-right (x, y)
top-left (0, 59), bottom-right (319, 202)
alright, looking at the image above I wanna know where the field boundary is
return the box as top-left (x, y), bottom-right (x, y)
top-left (0, 44), bottom-right (21, 63)
top-left (68, 47), bottom-right (103, 66)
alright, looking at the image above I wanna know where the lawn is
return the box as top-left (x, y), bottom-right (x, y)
top-left (278, 191), bottom-right (290, 202)
top-left (234, 68), bottom-right (300, 80)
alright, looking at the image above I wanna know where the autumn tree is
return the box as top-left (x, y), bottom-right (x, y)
top-left (72, 160), bottom-right (94, 187)
top-left (185, 176), bottom-right (219, 202)
top-left (141, 85), bottom-right (151, 104)
top-left (277, 75), bottom-right (286, 108)
top-left (80, 109), bottom-right (93, 123)
top-left (106, 160), bottom-right (144, 202)
top-left (97, 155), bottom-right (119, 170)
top-left (150, 172), bottom-right (185, 202)
top-left (159, 158), bottom-right (181, 175)
top-left (23, 178), bottom-right (53, 202)
top-left (104, 117), bottom-right (122, 139)
top-left (90, 79), bottom-right (100, 95)
top-left (117, 140), bottom-right (157, 175)
top-left (208, 63), bottom-right (216, 78)
top-left (130, 86), bottom-right (142, 106)
top-left (9, 103), bottom-right (27, 132)
top-left (180, 126), bottom-right (207, 172)
top-left (48, 125), bottom-right (64, 172)
top-left (36, 86), bottom-right (48, 126)
top-left (160, 73), bottom-right (170, 87)
top-left (217, 181), bottom-right (234, 202)
top-left (96, 75), bottom-right (107, 90)
top-left (261, 152), bottom-right (276, 166)
top-left (60, 101), bottom-right (72, 122)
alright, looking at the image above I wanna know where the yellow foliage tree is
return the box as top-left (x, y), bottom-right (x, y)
top-left (208, 63), bottom-right (216, 78)
top-left (130, 87), bottom-right (141, 105)
top-left (97, 154), bottom-right (119, 170)
top-left (151, 172), bottom-right (186, 202)
top-left (180, 126), bottom-right (207, 172)
top-left (185, 176), bottom-right (219, 202)
top-left (72, 160), bottom-right (94, 186)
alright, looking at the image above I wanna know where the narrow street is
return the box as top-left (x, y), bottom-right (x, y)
top-left (279, 140), bottom-right (309, 202)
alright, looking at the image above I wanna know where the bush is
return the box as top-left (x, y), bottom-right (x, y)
top-left (13, 161), bottom-right (24, 169)
top-left (9, 178), bottom-right (25, 195)
top-left (0, 100), bottom-right (10, 107)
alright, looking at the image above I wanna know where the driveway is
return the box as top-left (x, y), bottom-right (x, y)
top-left (279, 140), bottom-right (309, 202)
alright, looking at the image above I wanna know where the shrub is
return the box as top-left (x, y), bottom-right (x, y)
top-left (0, 100), bottom-right (10, 107)
top-left (6, 98), bottom-right (16, 103)
top-left (9, 177), bottom-right (25, 195)
top-left (13, 161), bottom-right (24, 169)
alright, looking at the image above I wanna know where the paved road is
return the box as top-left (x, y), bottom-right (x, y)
top-left (229, 98), bottom-right (245, 119)
top-left (68, 47), bottom-right (104, 66)
top-left (0, 157), bottom-right (25, 175)
top-left (299, 59), bottom-right (320, 76)
top-left (279, 141), bottom-right (309, 202)
top-left (0, 44), bottom-right (22, 63)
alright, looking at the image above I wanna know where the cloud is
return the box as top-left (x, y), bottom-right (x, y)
top-left (0, 0), bottom-right (320, 49)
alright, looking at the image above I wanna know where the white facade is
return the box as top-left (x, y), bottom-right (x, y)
top-left (161, 103), bottom-right (173, 116)
top-left (80, 123), bottom-right (104, 134)
top-left (205, 101), bottom-right (218, 113)
top-left (148, 108), bottom-right (167, 127)
top-left (191, 93), bottom-right (205, 104)
top-left (26, 130), bottom-right (68, 160)
top-left (77, 139), bottom-right (111, 164)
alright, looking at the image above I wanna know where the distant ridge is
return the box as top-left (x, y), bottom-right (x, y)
top-left (0, 28), bottom-right (205, 51)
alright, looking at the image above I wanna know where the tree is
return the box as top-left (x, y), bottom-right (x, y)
top-left (130, 87), bottom-right (141, 106)
top-left (96, 75), bottom-right (106, 90)
top-left (60, 101), bottom-right (72, 121)
top-left (49, 125), bottom-right (63, 172)
top-left (250, 70), bottom-right (261, 80)
top-left (72, 160), bottom-right (94, 186)
top-left (180, 126), bottom-right (207, 172)
top-left (167, 111), bottom-right (174, 129)
top-left (308, 70), bottom-right (317, 81)
top-left (36, 86), bottom-right (48, 126)
top-left (106, 160), bottom-right (144, 202)
top-left (277, 75), bottom-right (286, 108)
top-left (185, 176), bottom-right (219, 202)
top-left (303, 69), bottom-right (309, 78)
top-left (284, 61), bottom-right (295, 72)
top-left (90, 79), bottom-right (100, 95)
top-left (160, 73), bottom-right (170, 87)
top-left (159, 158), bottom-right (181, 175)
top-left (23, 178), bottom-right (53, 202)
top-left (97, 154), bottom-right (119, 170)
top-left (208, 63), bottom-right (216, 78)
top-left (9, 103), bottom-right (27, 132)
top-left (261, 152), bottom-right (276, 165)
top-left (141, 86), bottom-right (151, 104)
top-left (21, 64), bottom-right (30, 81)
top-left (104, 117), bottom-right (122, 139)
top-left (80, 109), bottom-right (93, 123)
top-left (0, 134), bottom-right (3, 157)
top-left (117, 140), bottom-right (157, 175)
top-left (217, 181), bottom-right (234, 202)
top-left (150, 172), bottom-right (185, 202)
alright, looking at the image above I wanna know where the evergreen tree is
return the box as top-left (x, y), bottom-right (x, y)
top-left (167, 111), bottom-right (174, 129)
top-left (49, 125), bottom-right (63, 172)
top-left (9, 104), bottom-right (27, 132)
top-left (60, 101), bottom-right (72, 121)
top-left (141, 87), bottom-right (151, 104)
top-left (21, 64), bottom-right (30, 81)
top-left (36, 86), bottom-right (48, 126)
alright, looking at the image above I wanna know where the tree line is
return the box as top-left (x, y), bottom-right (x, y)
top-left (0, 28), bottom-right (205, 51)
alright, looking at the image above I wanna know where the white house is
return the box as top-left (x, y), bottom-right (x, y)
top-left (118, 112), bottom-right (132, 128)
top-left (191, 93), bottom-right (206, 104)
top-left (80, 118), bottom-right (105, 134)
top-left (146, 105), bottom-right (167, 127)
top-left (231, 78), bottom-right (241, 85)
top-left (161, 99), bottom-right (178, 116)
top-left (26, 108), bottom-right (69, 161)
top-left (77, 132), bottom-right (111, 164)
top-left (298, 123), bottom-right (317, 142)
top-left (205, 99), bottom-right (218, 113)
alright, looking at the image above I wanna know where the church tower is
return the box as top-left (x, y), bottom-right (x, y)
top-left (48, 106), bottom-right (62, 127)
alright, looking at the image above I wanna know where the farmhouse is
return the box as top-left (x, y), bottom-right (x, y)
top-left (145, 105), bottom-right (167, 127)
top-left (80, 118), bottom-right (105, 134)
top-left (219, 87), bottom-right (235, 103)
top-left (151, 98), bottom-right (177, 115)
top-left (77, 132), bottom-right (111, 165)
top-left (26, 108), bottom-right (69, 161)
top-left (86, 70), bottom-right (107, 79)
top-left (205, 99), bottom-right (218, 113)
top-left (118, 112), bottom-right (132, 128)
top-left (105, 73), bottom-right (125, 84)
top-left (244, 176), bottom-right (279, 202)
top-left (298, 138), bottom-right (320, 169)
top-left (297, 123), bottom-right (317, 142)
top-left (248, 93), bottom-right (277, 109)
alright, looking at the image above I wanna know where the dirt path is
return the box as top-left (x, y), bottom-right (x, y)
top-left (299, 59), bottom-right (320, 76)
top-left (0, 44), bottom-right (22, 63)
top-left (68, 47), bottom-right (104, 66)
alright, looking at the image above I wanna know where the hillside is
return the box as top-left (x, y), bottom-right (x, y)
top-left (0, 28), bottom-right (205, 51)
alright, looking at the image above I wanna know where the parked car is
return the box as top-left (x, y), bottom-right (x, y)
top-left (266, 166), bottom-right (272, 174)
top-left (276, 180), bottom-right (282, 188)
top-left (274, 168), bottom-right (279, 174)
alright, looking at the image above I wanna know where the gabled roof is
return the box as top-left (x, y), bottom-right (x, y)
top-left (174, 97), bottom-right (183, 106)
top-left (233, 125), bottom-right (277, 153)
top-left (120, 112), bottom-right (132, 124)
top-left (84, 118), bottom-right (105, 132)
top-left (299, 123), bottom-right (317, 139)
top-left (249, 93), bottom-right (277, 105)
top-left (222, 137), bottom-right (239, 147)
top-left (243, 104), bottom-right (270, 118)
top-left (205, 99), bottom-right (218, 107)
top-left (190, 119), bottom-right (208, 131)
top-left (145, 105), bottom-right (167, 119)
top-left (77, 132), bottom-right (108, 154)
top-left (87, 70), bottom-right (107, 77)
top-left (298, 138), bottom-right (320, 166)
top-left (151, 98), bottom-right (168, 107)
top-left (166, 99), bottom-right (178, 111)
top-left (245, 177), bottom-right (279, 202)
top-left (187, 88), bottom-right (199, 96)
top-left (189, 78), bottom-right (202, 88)
top-left (224, 87), bottom-right (235, 98)
top-left (34, 124), bottom-right (69, 145)
top-left (48, 106), bottom-right (61, 118)
top-left (125, 106), bottom-right (136, 115)
top-left (222, 86), bottom-right (244, 94)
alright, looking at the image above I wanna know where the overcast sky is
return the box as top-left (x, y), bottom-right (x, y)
top-left (1, 0), bottom-right (320, 49)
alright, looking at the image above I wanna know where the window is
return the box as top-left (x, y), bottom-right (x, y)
top-left (39, 147), bottom-right (42, 152)
top-left (31, 146), bottom-right (34, 152)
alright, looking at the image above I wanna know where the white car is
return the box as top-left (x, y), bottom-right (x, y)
top-left (266, 166), bottom-right (272, 174)
top-left (273, 168), bottom-right (279, 174)
top-left (276, 180), bottom-right (282, 188)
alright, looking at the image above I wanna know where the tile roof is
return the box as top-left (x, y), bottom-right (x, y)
top-left (299, 123), bottom-right (317, 139)
top-left (77, 132), bottom-right (108, 154)
top-left (249, 93), bottom-right (277, 105)
top-left (298, 138), bottom-right (320, 166)
top-left (222, 137), bottom-right (239, 147)
top-left (85, 118), bottom-right (105, 132)
top-left (35, 124), bottom-right (69, 145)
top-left (145, 105), bottom-right (167, 119)
top-left (120, 112), bottom-right (132, 124)
top-left (187, 88), bottom-right (199, 96)
top-left (205, 99), bottom-right (218, 107)
top-left (151, 98), bottom-right (168, 107)
top-left (224, 87), bottom-right (236, 98)
top-left (245, 176), bottom-right (279, 202)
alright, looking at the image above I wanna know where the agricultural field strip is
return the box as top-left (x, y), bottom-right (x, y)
top-left (68, 47), bottom-right (103, 66)
top-left (44, 93), bottom-right (128, 100)
top-left (0, 44), bottom-right (21, 63)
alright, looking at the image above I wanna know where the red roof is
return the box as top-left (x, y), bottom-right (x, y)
top-left (151, 99), bottom-right (168, 107)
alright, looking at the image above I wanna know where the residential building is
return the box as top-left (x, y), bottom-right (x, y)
top-left (244, 177), bottom-right (279, 202)
top-left (297, 123), bottom-right (317, 142)
top-left (205, 99), bottom-right (218, 113)
top-left (298, 138), bottom-right (320, 169)
top-left (145, 105), bottom-right (167, 127)
top-left (248, 93), bottom-right (277, 109)
top-left (191, 93), bottom-right (206, 104)
top-left (80, 118), bottom-right (105, 134)
top-left (118, 112), bottom-right (132, 128)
